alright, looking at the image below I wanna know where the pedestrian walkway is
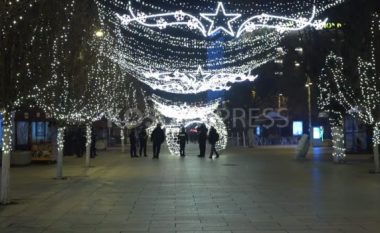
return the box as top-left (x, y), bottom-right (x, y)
top-left (0, 146), bottom-right (380, 233)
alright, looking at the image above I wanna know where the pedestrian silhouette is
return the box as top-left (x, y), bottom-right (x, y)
top-left (197, 124), bottom-right (208, 158)
top-left (90, 127), bottom-right (97, 158)
top-left (208, 126), bottom-right (220, 158)
top-left (139, 127), bottom-right (148, 157)
top-left (178, 127), bottom-right (189, 157)
top-left (129, 129), bottom-right (137, 158)
top-left (151, 123), bottom-right (165, 159)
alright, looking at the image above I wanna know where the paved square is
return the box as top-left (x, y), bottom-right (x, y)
top-left (1, 145), bottom-right (380, 233)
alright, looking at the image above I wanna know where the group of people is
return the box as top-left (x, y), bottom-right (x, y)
top-left (65, 126), bottom-right (97, 158)
top-left (129, 123), bottom-right (165, 159)
top-left (194, 124), bottom-right (220, 159)
top-left (128, 123), bottom-right (220, 159)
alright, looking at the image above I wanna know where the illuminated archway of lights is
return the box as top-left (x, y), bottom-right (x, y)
top-left (151, 95), bottom-right (228, 155)
top-left (94, 0), bottom-right (344, 94)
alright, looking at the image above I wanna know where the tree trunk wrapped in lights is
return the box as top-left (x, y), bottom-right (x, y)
top-left (56, 127), bottom-right (65, 179)
top-left (120, 128), bottom-right (126, 153)
top-left (373, 123), bottom-right (380, 173)
top-left (0, 111), bottom-right (14, 204)
top-left (331, 126), bottom-right (345, 163)
top-left (85, 124), bottom-right (92, 168)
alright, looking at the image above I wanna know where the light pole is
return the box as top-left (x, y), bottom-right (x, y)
top-left (305, 76), bottom-right (313, 145)
top-left (278, 93), bottom-right (283, 109)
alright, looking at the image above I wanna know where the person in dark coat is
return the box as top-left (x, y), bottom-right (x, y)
top-left (139, 128), bottom-right (148, 157)
top-left (151, 123), bottom-right (165, 159)
top-left (129, 129), bottom-right (137, 158)
top-left (208, 126), bottom-right (220, 158)
top-left (90, 127), bottom-right (97, 158)
top-left (197, 124), bottom-right (208, 158)
top-left (178, 127), bottom-right (189, 157)
top-left (75, 127), bottom-right (86, 157)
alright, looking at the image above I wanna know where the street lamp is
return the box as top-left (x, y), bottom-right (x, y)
top-left (305, 76), bottom-right (313, 145)
top-left (278, 93), bottom-right (283, 109)
top-left (95, 30), bottom-right (104, 38)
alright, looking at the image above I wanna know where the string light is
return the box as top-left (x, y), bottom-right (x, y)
top-left (374, 123), bottom-right (380, 146)
top-left (0, 111), bottom-right (13, 156)
top-left (1, 0), bottom-right (39, 36)
top-left (57, 127), bottom-right (65, 152)
top-left (331, 127), bottom-right (345, 162)
top-left (236, 6), bottom-right (326, 37)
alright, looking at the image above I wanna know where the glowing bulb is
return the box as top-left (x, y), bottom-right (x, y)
top-left (95, 30), bottom-right (104, 38)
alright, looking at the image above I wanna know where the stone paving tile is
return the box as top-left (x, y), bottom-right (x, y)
top-left (202, 223), bottom-right (230, 228)
top-left (148, 230), bottom-right (175, 233)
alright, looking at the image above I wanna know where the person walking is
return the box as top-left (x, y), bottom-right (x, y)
top-left (129, 129), bottom-right (138, 158)
top-left (139, 127), bottom-right (148, 157)
top-left (208, 126), bottom-right (220, 159)
top-left (178, 127), bottom-right (189, 157)
top-left (197, 124), bottom-right (208, 158)
top-left (151, 123), bottom-right (165, 159)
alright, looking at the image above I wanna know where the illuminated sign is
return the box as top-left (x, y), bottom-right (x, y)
top-left (256, 127), bottom-right (262, 136)
top-left (313, 126), bottom-right (324, 140)
top-left (293, 121), bottom-right (303, 136)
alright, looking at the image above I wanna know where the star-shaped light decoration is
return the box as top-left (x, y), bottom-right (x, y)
top-left (188, 66), bottom-right (211, 82)
top-left (200, 2), bottom-right (241, 37)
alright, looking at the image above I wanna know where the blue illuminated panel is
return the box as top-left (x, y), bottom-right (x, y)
top-left (293, 121), bottom-right (303, 136)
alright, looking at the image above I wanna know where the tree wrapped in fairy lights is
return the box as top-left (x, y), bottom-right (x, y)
top-left (71, 55), bottom-right (112, 167)
top-left (318, 54), bottom-right (346, 163)
top-left (28, 0), bottom-right (102, 177)
top-left (318, 13), bottom-right (380, 171)
top-left (31, 0), bottom-right (83, 179)
top-left (0, 0), bottom-right (44, 205)
top-left (105, 76), bottom-right (152, 153)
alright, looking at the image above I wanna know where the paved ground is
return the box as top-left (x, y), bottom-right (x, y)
top-left (1, 144), bottom-right (380, 233)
